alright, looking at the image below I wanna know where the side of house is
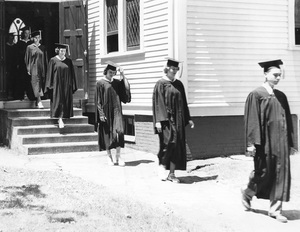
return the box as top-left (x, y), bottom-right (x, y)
top-left (85, 0), bottom-right (300, 158)
top-left (86, 0), bottom-right (171, 155)
top-left (185, 0), bottom-right (300, 157)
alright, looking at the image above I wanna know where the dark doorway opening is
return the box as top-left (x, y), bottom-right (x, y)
top-left (5, 1), bottom-right (59, 59)
top-left (0, 1), bottom-right (59, 100)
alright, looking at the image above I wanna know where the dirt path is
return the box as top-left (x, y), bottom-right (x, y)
top-left (1, 147), bottom-right (300, 232)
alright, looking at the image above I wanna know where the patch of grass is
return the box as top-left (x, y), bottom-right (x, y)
top-left (0, 166), bottom-right (197, 232)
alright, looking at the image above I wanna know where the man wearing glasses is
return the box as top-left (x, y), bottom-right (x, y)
top-left (242, 59), bottom-right (293, 223)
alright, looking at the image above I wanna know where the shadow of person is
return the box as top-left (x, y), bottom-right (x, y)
top-left (125, 159), bottom-right (154, 167)
top-left (179, 175), bottom-right (218, 184)
top-left (251, 208), bottom-right (268, 216)
top-left (251, 208), bottom-right (300, 221)
top-left (187, 163), bottom-right (214, 173)
top-left (283, 210), bottom-right (300, 221)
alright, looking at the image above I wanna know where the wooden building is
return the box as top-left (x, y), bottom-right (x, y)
top-left (85, 0), bottom-right (300, 158)
top-left (1, 0), bottom-right (300, 158)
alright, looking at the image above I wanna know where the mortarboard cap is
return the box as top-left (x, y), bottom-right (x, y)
top-left (20, 26), bottom-right (30, 32)
top-left (258, 59), bottom-right (283, 72)
top-left (55, 43), bottom-right (70, 55)
top-left (30, 30), bottom-right (41, 38)
top-left (105, 61), bottom-right (120, 71)
top-left (166, 57), bottom-right (182, 68)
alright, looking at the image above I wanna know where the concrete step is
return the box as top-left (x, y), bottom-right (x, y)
top-left (1, 99), bottom-right (50, 109)
top-left (20, 132), bottom-right (98, 144)
top-left (16, 124), bottom-right (95, 135)
top-left (1, 102), bottom-right (100, 156)
top-left (9, 116), bottom-right (88, 127)
top-left (5, 108), bottom-right (83, 118)
top-left (23, 141), bottom-right (99, 155)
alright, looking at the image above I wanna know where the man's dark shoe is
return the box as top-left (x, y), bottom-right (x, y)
top-left (241, 188), bottom-right (251, 210)
top-left (167, 173), bottom-right (180, 183)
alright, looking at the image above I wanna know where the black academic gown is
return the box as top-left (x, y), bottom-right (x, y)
top-left (152, 78), bottom-right (191, 170)
top-left (244, 86), bottom-right (293, 201)
top-left (95, 78), bottom-right (131, 151)
top-left (16, 39), bottom-right (34, 100)
top-left (25, 43), bottom-right (48, 98)
top-left (45, 56), bottom-right (77, 118)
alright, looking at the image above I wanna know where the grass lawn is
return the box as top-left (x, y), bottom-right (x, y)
top-left (0, 166), bottom-right (197, 232)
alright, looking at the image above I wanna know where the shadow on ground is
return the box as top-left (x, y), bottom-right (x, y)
top-left (125, 160), bottom-right (154, 167)
top-left (251, 208), bottom-right (300, 221)
top-left (187, 163), bottom-right (215, 173)
top-left (179, 175), bottom-right (218, 184)
top-left (0, 184), bottom-right (46, 209)
top-left (285, 210), bottom-right (300, 220)
top-left (0, 184), bottom-right (87, 223)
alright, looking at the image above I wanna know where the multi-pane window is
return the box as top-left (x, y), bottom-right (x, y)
top-left (106, 0), bottom-right (118, 53)
top-left (106, 0), bottom-right (140, 54)
top-left (126, 0), bottom-right (140, 50)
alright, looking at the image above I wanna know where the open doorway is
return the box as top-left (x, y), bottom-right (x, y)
top-left (5, 1), bottom-right (59, 59)
top-left (0, 1), bottom-right (59, 100)
top-left (1, 0), bottom-right (87, 102)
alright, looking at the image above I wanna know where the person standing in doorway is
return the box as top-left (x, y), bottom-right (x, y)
top-left (5, 32), bottom-right (17, 100)
top-left (16, 26), bottom-right (34, 100)
top-left (152, 58), bottom-right (194, 183)
top-left (241, 59), bottom-right (293, 223)
top-left (24, 30), bottom-right (48, 108)
top-left (95, 61), bottom-right (131, 166)
top-left (45, 43), bottom-right (77, 128)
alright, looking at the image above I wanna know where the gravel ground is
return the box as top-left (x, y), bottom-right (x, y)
top-left (0, 146), bottom-right (300, 232)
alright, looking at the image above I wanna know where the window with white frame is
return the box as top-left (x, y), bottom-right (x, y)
top-left (105, 0), bottom-right (140, 54)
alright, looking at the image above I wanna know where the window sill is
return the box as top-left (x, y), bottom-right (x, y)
top-left (101, 50), bottom-right (145, 63)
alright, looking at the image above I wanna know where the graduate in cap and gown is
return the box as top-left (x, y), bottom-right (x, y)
top-left (152, 58), bottom-right (194, 183)
top-left (24, 30), bottom-right (48, 108)
top-left (95, 61), bottom-right (131, 166)
top-left (45, 43), bottom-right (77, 128)
top-left (241, 59), bottom-right (294, 223)
top-left (16, 26), bottom-right (34, 100)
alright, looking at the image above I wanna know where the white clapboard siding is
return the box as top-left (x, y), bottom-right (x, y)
top-left (186, 0), bottom-right (300, 116)
top-left (87, 0), bottom-right (102, 103)
top-left (87, 0), bottom-right (170, 109)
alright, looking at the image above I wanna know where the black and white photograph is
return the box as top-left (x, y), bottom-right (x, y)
top-left (0, 0), bottom-right (300, 231)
